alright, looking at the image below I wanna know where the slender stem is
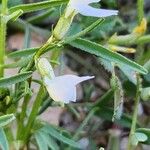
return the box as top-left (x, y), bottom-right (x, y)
top-left (66, 109), bottom-right (98, 149)
top-left (93, 89), bottom-right (114, 107)
top-left (17, 94), bottom-right (30, 140)
top-left (73, 108), bottom-right (98, 140)
top-left (2, 0), bottom-right (7, 14)
top-left (0, 0), bottom-right (7, 77)
top-left (21, 86), bottom-right (45, 143)
top-left (136, 35), bottom-right (150, 44)
top-left (127, 75), bottom-right (141, 150)
top-left (137, 0), bottom-right (144, 24)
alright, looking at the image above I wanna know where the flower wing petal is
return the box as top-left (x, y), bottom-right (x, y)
top-left (74, 5), bottom-right (118, 17)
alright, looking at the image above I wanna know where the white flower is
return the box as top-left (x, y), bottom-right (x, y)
top-left (65, 0), bottom-right (118, 18)
top-left (38, 58), bottom-right (94, 104)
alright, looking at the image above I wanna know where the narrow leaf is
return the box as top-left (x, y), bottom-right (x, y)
top-left (0, 129), bottom-right (9, 150)
top-left (99, 57), bottom-right (113, 72)
top-left (69, 38), bottom-right (147, 74)
top-left (34, 131), bottom-right (48, 150)
top-left (27, 9), bottom-right (55, 24)
top-left (41, 132), bottom-right (59, 150)
top-left (0, 114), bottom-right (15, 128)
top-left (9, 0), bottom-right (68, 13)
top-left (99, 57), bottom-right (137, 84)
top-left (4, 56), bottom-right (32, 68)
top-left (6, 9), bottom-right (23, 22)
top-left (0, 72), bottom-right (32, 87)
top-left (7, 47), bottom-right (38, 58)
top-left (41, 125), bottom-right (81, 149)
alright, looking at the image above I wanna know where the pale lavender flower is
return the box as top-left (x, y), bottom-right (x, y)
top-left (65, 0), bottom-right (118, 18)
top-left (38, 58), bottom-right (94, 104)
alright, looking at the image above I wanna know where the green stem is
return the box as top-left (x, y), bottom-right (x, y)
top-left (137, 0), bottom-right (144, 24)
top-left (93, 89), bottom-right (114, 107)
top-left (136, 35), bottom-right (150, 44)
top-left (73, 108), bottom-right (98, 140)
top-left (21, 86), bottom-right (45, 143)
top-left (127, 75), bottom-right (141, 150)
top-left (0, 0), bottom-right (7, 77)
top-left (17, 94), bottom-right (30, 140)
top-left (66, 109), bottom-right (98, 149)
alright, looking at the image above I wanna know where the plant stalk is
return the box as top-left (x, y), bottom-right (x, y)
top-left (137, 0), bottom-right (144, 24)
top-left (0, 0), bottom-right (7, 77)
top-left (21, 86), bottom-right (45, 143)
top-left (127, 74), bottom-right (141, 150)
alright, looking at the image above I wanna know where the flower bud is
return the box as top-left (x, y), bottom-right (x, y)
top-left (37, 58), bottom-right (55, 79)
top-left (53, 13), bottom-right (75, 40)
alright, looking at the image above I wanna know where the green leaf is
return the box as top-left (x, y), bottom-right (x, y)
top-left (9, 0), bottom-right (68, 13)
top-left (34, 131), bottom-right (49, 150)
top-left (6, 9), bottom-right (23, 22)
top-left (0, 71), bottom-right (32, 87)
top-left (41, 125), bottom-right (81, 149)
top-left (7, 47), bottom-right (38, 58)
top-left (0, 114), bottom-right (15, 128)
top-left (27, 9), bottom-right (55, 24)
top-left (131, 132), bottom-right (147, 146)
top-left (119, 65), bottom-right (137, 84)
top-left (99, 57), bottom-right (137, 84)
top-left (136, 128), bottom-right (150, 144)
top-left (69, 38), bottom-right (147, 74)
top-left (4, 56), bottom-right (32, 68)
top-left (0, 129), bottom-right (9, 150)
top-left (99, 57), bottom-right (113, 72)
top-left (35, 130), bottom-right (59, 150)
top-left (41, 132), bottom-right (59, 150)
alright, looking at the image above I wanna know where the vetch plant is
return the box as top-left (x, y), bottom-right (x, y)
top-left (0, 0), bottom-right (150, 149)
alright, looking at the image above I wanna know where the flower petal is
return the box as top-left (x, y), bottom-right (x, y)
top-left (44, 76), bottom-right (76, 103)
top-left (52, 75), bottom-right (94, 85)
top-left (86, 0), bottom-right (101, 4)
top-left (75, 5), bottom-right (118, 17)
top-left (44, 75), bottom-right (94, 103)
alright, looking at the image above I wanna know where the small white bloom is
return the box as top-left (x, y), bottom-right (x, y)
top-left (38, 58), bottom-right (94, 104)
top-left (65, 0), bottom-right (118, 18)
